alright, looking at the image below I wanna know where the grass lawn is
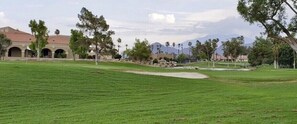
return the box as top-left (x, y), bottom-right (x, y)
top-left (188, 61), bottom-right (250, 69)
top-left (1, 61), bottom-right (297, 123)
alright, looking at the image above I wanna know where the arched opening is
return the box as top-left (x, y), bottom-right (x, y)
top-left (54, 49), bottom-right (67, 58)
top-left (8, 47), bottom-right (22, 57)
top-left (41, 48), bottom-right (52, 58)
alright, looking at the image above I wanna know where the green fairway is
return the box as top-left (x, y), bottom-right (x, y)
top-left (1, 61), bottom-right (297, 123)
top-left (188, 61), bottom-right (250, 69)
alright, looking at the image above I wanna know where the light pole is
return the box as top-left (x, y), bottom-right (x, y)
top-left (188, 42), bottom-right (192, 63)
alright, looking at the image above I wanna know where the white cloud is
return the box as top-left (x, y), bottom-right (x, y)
top-left (183, 9), bottom-right (238, 23)
top-left (148, 13), bottom-right (175, 24)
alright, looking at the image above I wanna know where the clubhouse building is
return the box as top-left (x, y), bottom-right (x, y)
top-left (0, 26), bottom-right (74, 59)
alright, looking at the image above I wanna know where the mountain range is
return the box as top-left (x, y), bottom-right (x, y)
top-left (151, 34), bottom-right (254, 55)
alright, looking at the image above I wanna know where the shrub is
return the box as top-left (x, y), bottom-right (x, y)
top-left (153, 59), bottom-right (158, 64)
top-left (114, 54), bottom-right (122, 60)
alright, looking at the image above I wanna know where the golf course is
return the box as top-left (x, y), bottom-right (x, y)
top-left (1, 61), bottom-right (297, 123)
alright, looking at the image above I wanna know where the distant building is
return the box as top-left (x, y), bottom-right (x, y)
top-left (0, 26), bottom-right (74, 59)
top-left (213, 54), bottom-right (248, 62)
top-left (0, 26), bottom-right (114, 60)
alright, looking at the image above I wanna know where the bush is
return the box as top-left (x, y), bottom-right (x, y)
top-left (79, 53), bottom-right (88, 59)
top-left (177, 54), bottom-right (187, 63)
top-left (54, 52), bottom-right (67, 58)
top-left (153, 59), bottom-right (158, 64)
top-left (163, 57), bottom-right (170, 62)
top-left (114, 54), bottom-right (122, 60)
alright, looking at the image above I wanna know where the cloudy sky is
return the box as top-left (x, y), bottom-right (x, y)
top-left (0, 0), bottom-right (263, 48)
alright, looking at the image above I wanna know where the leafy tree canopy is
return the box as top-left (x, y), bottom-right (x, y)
top-left (76, 7), bottom-right (115, 64)
top-left (70, 29), bottom-right (89, 60)
top-left (0, 33), bottom-right (12, 59)
top-left (127, 39), bottom-right (151, 61)
top-left (237, 0), bottom-right (297, 52)
top-left (192, 38), bottom-right (219, 61)
top-left (28, 20), bottom-right (49, 59)
top-left (222, 36), bottom-right (245, 61)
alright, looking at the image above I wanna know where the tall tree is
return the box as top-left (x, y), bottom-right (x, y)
top-left (222, 36), bottom-right (244, 62)
top-left (192, 39), bottom-right (219, 61)
top-left (279, 44), bottom-right (295, 68)
top-left (165, 41), bottom-right (170, 54)
top-left (178, 43), bottom-right (181, 55)
top-left (192, 40), bottom-right (204, 60)
top-left (0, 33), bottom-right (12, 60)
top-left (70, 29), bottom-right (89, 60)
top-left (237, 0), bottom-right (297, 52)
top-left (188, 42), bottom-right (192, 56)
top-left (270, 38), bottom-right (282, 69)
top-left (117, 38), bottom-right (121, 53)
top-left (28, 20), bottom-right (49, 60)
top-left (204, 39), bottom-right (219, 61)
top-left (127, 39), bottom-right (151, 61)
top-left (248, 37), bottom-right (274, 66)
top-left (76, 7), bottom-right (115, 65)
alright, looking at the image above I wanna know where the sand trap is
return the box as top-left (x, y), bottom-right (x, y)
top-left (172, 67), bottom-right (252, 71)
top-left (126, 71), bottom-right (208, 79)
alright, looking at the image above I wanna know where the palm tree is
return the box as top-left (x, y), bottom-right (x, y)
top-left (117, 38), bottom-right (122, 54)
top-left (165, 41), bottom-right (170, 54)
top-left (172, 42), bottom-right (176, 55)
top-left (188, 42), bottom-right (192, 63)
top-left (196, 40), bottom-right (200, 45)
top-left (124, 44), bottom-right (128, 59)
top-left (178, 43), bottom-right (180, 55)
top-left (181, 44), bottom-right (183, 54)
top-left (158, 44), bottom-right (162, 54)
top-left (55, 29), bottom-right (60, 35)
top-left (188, 42), bottom-right (192, 55)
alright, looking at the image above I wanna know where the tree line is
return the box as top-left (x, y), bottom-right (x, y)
top-left (1, 3), bottom-right (297, 68)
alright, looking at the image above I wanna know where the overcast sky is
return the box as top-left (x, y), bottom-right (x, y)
top-left (0, 0), bottom-right (263, 48)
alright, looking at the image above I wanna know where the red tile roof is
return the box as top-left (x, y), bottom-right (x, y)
top-left (0, 27), bottom-right (34, 43)
top-left (48, 35), bottom-right (70, 45)
top-left (0, 27), bottom-right (69, 45)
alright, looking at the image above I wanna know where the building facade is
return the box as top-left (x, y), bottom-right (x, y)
top-left (0, 27), bottom-right (74, 59)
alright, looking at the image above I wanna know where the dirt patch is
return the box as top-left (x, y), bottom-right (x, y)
top-left (125, 71), bottom-right (208, 79)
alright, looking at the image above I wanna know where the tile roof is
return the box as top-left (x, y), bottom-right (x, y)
top-left (0, 27), bottom-right (34, 43)
top-left (48, 35), bottom-right (70, 45)
top-left (0, 27), bottom-right (69, 45)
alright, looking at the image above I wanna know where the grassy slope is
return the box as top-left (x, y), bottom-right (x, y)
top-left (1, 61), bottom-right (297, 123)
top-left (187, 61), bottom-right (249, 69)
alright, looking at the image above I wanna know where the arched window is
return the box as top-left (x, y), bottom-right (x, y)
top-left (8, 47), bottom-right (22, 57)
top-left (54, 49), bottom-right (66, 58)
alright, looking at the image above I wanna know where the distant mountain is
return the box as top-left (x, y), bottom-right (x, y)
top-left (150, 34), bottom-right (255, 55)
top-left (150, 42), bottom-right (178, 54)
top-left (180, 34), bottom-right (254, 48)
